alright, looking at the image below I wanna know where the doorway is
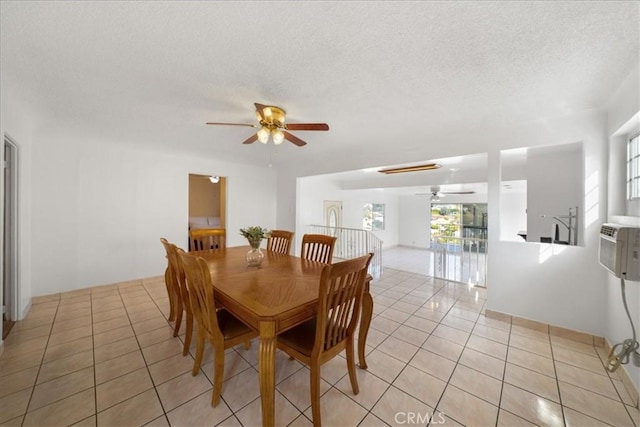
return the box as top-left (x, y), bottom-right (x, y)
top-left (3, 136), bottom-right (19, 340)
top-left (188, 174), bottom-right (226, 248)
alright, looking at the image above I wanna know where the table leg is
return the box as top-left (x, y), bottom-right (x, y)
top-left (258, 321), bottom-right (276, 427)
top-left (358, 278), bottom-right (373, 369)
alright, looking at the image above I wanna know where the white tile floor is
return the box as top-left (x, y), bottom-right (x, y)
top-left (383, 246), bottom-right (487, 287)
top-left (0, 253), bottom-right (638, 426)
top-left (383, 246), bottom-right (434, 276)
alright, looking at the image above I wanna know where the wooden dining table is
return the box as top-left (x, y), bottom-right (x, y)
top-left (195, 245), bottom-right (374, 427)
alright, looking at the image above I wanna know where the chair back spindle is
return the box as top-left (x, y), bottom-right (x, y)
top-left (301, 234), bottom-right (337, 264)
top-left (266, 230), bottom-right (294, 255)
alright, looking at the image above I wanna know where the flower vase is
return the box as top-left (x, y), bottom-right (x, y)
top-left (246, 239), bottom-right (264, 267)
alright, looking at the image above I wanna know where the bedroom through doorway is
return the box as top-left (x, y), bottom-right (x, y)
top-left (188, 174), bottom-right (227, 249)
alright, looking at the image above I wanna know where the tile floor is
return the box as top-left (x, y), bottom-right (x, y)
top-left (383, 246), bottom-right (487, 287)
top-left (1, 266), bottom-right (639, 426)
top-left (383, 246), bottom-right (433, 277)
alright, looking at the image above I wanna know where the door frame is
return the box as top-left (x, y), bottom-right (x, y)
top-left (323, 200), bottom-right (342, 229)
top-left (3, 135), bottom-right (20, 325)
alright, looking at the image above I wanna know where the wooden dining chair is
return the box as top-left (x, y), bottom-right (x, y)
top-left (160, 238), bottom-right (194, 356)
top-left (276, 253), bottom-right (373, 426)
top-left (177, 249), bottom-right (258, 407)
top-left (301, 234), bottom-right (337, 264)
top-left (266, 229), bottom-right (294, 255)
top-left (160, 240), bottom-right (178, 323)
top-left (189, 228), bottom-right (226, 252)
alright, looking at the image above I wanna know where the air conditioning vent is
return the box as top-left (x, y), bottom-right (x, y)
top-left (600, 225), bottom-right (617, 238)
top-left (599, 223), bottom-right (640, 281)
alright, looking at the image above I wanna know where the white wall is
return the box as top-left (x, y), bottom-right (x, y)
top-left (486, 111), bottom-right (608, 336)
top-left (526, 143), bottom-right (584, 244)
top-left (296, 175), bottom-right (343, 252)
top-left (605, 64), bottom-right (640, 392)
top-left (398, 195), bottom-right (429, 247)
top-left (343, 190), bottom-right (399, 248)
top-left (296, 175), bottom-right (399, 251)
top-left (29, 129), bottom-right (277, 297)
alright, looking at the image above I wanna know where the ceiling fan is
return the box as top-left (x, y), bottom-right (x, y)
top-left (206, 103), bottom-right (329, 147)
top-left (416, 186), bottom-right (476, 201)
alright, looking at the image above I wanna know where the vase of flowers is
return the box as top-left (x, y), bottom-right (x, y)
top-left (240, 226), bottom-right (269, 267)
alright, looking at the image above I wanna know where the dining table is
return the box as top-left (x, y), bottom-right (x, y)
top-left (195, 245), bottom-right (374, 427)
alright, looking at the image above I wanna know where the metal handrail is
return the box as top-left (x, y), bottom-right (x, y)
top-left (431, 236), bottom-right (488, 287)
top-left (308, 224), bottom-right (383, 278)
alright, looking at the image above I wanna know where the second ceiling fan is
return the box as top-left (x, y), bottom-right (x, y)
top-left (416, 186), bottom-right (476, 201)
top-left (206, 103), bottom-right (329, 147)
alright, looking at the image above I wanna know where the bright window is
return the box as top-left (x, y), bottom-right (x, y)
top-left (629, 133), bottom-right (640, 200)
top-left (430, 204), bottom-right (461, 243)
top-left (363, 203), bottom-right (385, 231)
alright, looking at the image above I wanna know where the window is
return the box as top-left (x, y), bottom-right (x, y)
top-left (430, 204), bottom-right (461, 244)
top-left (363, 203), bottom-right (385, 231)
top-left (628, 133), bottom-right (640, 200)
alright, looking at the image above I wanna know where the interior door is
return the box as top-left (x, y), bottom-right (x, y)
top-left (323, 200), bottom-right (342, 256)
top-left (323, 200), bottom-right (342, 229)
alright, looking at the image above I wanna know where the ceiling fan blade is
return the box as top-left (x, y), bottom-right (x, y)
top-left (285, 123), bottom-right (330, 131)
top-left (241, 134), bottom-right (259, 145)
top-left (283, 131), bottom-right (307, 147)
top-left (254, 103), bottom-right (268, 120)
top-left (440, 191), bottom-right (476, 194)
top-left (206, 122), bottom-right (257, 127)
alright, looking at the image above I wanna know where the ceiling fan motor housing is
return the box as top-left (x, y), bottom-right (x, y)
top-left (257, 105), bottom-right (286, 129)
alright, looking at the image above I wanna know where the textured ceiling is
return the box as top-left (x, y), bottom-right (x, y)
top-left (1, 1), bottom-right (638, 186)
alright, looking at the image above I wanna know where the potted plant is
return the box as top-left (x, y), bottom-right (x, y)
top-left (240, 226), bottom-right (270, 266)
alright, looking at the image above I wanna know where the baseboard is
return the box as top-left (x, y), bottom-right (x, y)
top-left (21, 299), bottom-right (32, 321)
top-left (486, 309), bottom-right (639, 407)
top-left (485, 309), bottom-right (603, 346)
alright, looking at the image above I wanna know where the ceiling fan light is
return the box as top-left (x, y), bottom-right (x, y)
top-left (272, 129), bottom-right (284, 145)
top-left (257, 127), bottom-right (270, 144)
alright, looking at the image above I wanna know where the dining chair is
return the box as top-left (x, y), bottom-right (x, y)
top-left (177, 248), bottom-right (258, 407)
top-left (189, 228), bottom-right (226, 252)
top-left (276, 253), bottom-right (373, 426)
top-left (161, 243), bottom-right (177, 323)
top-left (160, 238), bottom-right (194, 356)
top-left (266, 229), bottom-right (294, 255)
top-left (301, 234), bottom-right (337, 264)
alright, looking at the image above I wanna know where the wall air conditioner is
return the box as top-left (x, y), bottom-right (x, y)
top-left (599, 224), bottom-right (640, 281)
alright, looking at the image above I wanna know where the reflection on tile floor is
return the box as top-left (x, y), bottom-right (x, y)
top-left (384, 245), bottom-right (488, 287)
top-left (1, 266), bottom-right (638, 426)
